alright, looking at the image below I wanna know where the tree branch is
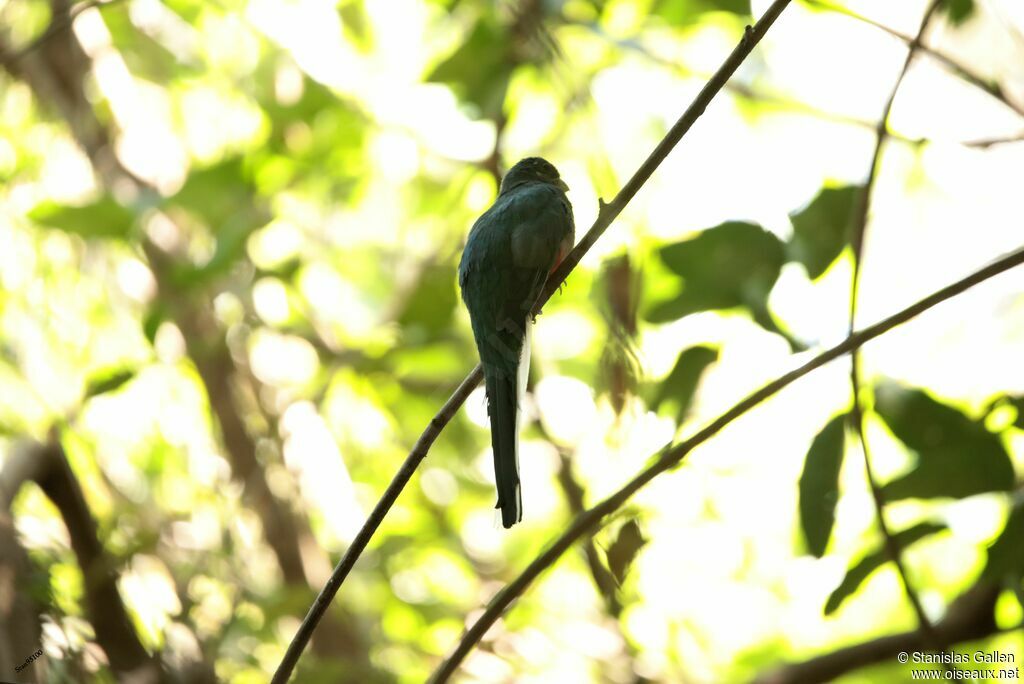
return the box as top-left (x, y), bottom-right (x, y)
top-left (0, 443), bottom-right (47, 682)
top-left (542, 3), bottom-right (792, 304)
top-left (590, 24), bottom-right (935, 148)
top-left (1, 435), bottom-right (223, 681)
top-left (272, 366), bottom-right (482, 683)
top-left (0, 0), bottom-right (126, 71)
top-left (428, 243), bottom-right (1024, 682)
top-left (0, 511), bottom-right (44, 682)
top-left (273, 2), bottom-right (795, 679)
top-left (846, 0), bottom-right (946, 657)
top-left (964, 133), bottom-right (1024, 148)
top-left (0, 441), bottom-right (53, 511)
top-left (554, 452), bottom-right (622, 617)
top-left (23, 435), bottom-right (160, 678)
top-left (753, 581), bottom-right (1002, 684)
top-left (2, 6), bottom-right (369, 668)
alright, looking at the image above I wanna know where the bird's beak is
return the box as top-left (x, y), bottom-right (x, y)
top-left (556, 178), bottom-right (570, 193)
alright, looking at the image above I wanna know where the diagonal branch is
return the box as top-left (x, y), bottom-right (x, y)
top-left (846, 0), bottom-right (946, 656)
top-left (554, 451), bottom-right (622, 617)
top-left (754, 581), bottom-right (1002, 684)
top-left (428, 244), bottom-right (1024, 682)
top-left (273, 1), bottom-right (795, 680)
top-left (12, 435), bottom-right (161, 679)
top-left (542, 2), bottom-right (792, 304)
top-left (271, 365), bottom-right (482, 684)
top-left (589, 24), bottom-right (931, 147)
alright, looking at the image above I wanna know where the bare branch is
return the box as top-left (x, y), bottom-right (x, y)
top-left (25, 437), bottom-right (160, 678)
top-left (273, 366), bottom-right (482, 683)
top-left (429, 244), bottom-right (1024, 682)
top-left (555, 452), bottom-right (622, 616)
top-left (846, 0), bottom-right (946, 658)
top-left (964, 132), bottom-right (1024, 148)
top-left (0, 443), bottom-right (47, 681)
top-left (541, 5), bottom-right (791, 305)
top-left (0, 441), bottom-right (52, 510)
top-left (0, 511), bottom-right (44, 682)
top-left (754, 582), bottom-right (1002, 684)
top-left (273, 2), bottom-right (795, 679)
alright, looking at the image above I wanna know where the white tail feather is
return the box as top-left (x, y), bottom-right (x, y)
top-left (513, 319), bottom-right (531, 522)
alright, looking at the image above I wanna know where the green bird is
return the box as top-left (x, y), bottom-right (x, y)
top-left (459, 157), bottom-right (575, 528)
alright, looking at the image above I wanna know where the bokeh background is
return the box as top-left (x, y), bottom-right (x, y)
top-left (1, 0), bottom-right (1024, 681)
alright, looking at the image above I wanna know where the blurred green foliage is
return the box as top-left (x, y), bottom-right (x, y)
top-left (1, 0), bottom-right (1021, 681)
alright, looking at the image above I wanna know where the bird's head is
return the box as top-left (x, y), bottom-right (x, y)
top-left (499, 157), bottom-right (569, 195)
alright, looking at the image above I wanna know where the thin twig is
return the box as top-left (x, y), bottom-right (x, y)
top-left (964, 132), bottom-right (1024, 148)
top-left (273, 2), bottom-right (794, 679)
top-left (428, 244), bottom-right (1024, 682)
top-left (271, 367), bottom-right (482, 683)
top-left (803, 0), bottom-right (1024, 118)
top-left (555, 451), bottom-right (623, 616)
top-left (590, 23), bottom-right (930, 146)
top-left (847, 0), bottom-right (946, 657)
top-left (542, 1), bottom-right (792, 307)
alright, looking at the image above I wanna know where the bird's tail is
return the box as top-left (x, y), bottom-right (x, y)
top-left (484, 321), bottom-right (531, 528)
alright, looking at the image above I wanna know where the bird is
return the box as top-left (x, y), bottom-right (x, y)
top-left (458, 157), bottom-right (575, 528)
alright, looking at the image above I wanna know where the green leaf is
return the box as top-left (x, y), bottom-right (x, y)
top-left (825, 522), bottom-right (947, 614)
top-left (428, 15), bottom-right (513, 118)
top-left (339, 0), bottom-right (373, 50)
top-left (650, 345), bottom-right (718, 417)
top-left (29, 197), bottom-right (135, 240)
top-left (653, 0), bottom-right (751, 24)
top-left (876, 386), bottom-right (1015, 501)
top-left (939, 0), bottom-right (975, 25)
top-left (104, 6), bottom-right (193, 83)
top-left (84, 367), bottom-right (137, 399)
top-left (787, 185), bottom-right (860, 280)
top-left (255, 257), bottom-right (302, 282)
top-left (160, 0), bottom-right (202, 23)
top-left (646, 221), bottom-right (784, 329)
top-left (167, 157), bottom-right (266, 230)
top-left (799, 414), bottom-right (846, 558)
top-left (606, 519), bottom-right (646, 585)
top-left (982, 501), bottom-right (1024, 582)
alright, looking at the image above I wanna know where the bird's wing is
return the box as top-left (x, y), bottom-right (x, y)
top-left (459, 182), bottom-right (573, 333)
top-left (506, 183), bottom-right (575, 318)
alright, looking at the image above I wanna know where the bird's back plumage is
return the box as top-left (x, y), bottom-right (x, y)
top-left (459, 165), bottom-right (574, 528)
